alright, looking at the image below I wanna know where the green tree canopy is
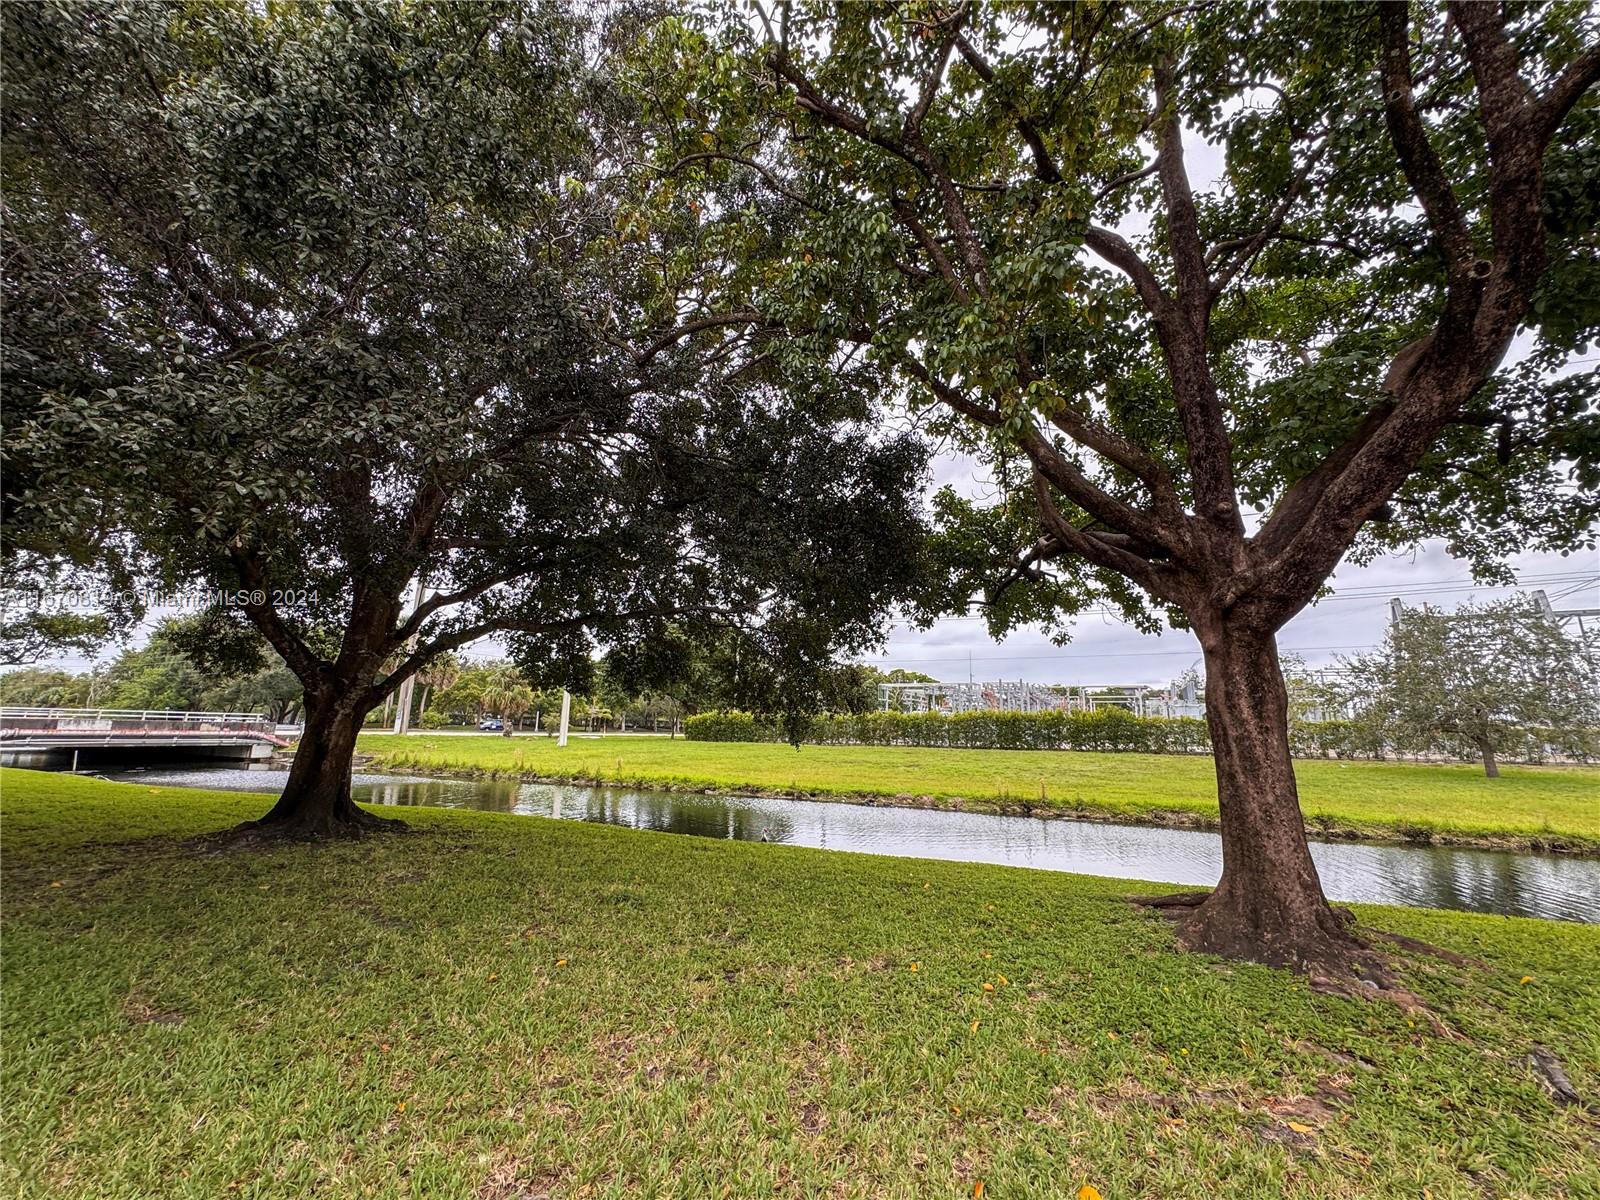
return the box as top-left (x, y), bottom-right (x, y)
top-left (646, 0), bottom-right (1599, 971)
top-left (2, 1), bottom-right (929, 834)
top-left (1343, 596), bottom-right (1600, 776)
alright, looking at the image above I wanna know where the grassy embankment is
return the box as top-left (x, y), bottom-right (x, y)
top-left (3, 769), bottom-right (1598, 1199)
top-left (360, 734), bottom-right (1600, 852)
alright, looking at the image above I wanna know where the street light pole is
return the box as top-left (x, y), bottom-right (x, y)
top-left (392, 576), bottom-right (426, 736)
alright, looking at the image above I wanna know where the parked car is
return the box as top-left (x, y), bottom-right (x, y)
top-left (478, 717), bottom-right (504, 731)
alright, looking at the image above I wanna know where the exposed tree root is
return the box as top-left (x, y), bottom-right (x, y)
top-left (1131, 890), bottom-right (1392, 987)
top-left (1304, 972), bottom-right (1465, 1040)
top-left (1364, 928), bottom-right (1493, 972)
top-left (1130, 893), bottom-right (1597, 1082)
top-left (1529, 1046), bottom-right (1587, 1108)
top-left (187, 805), bottom-right (410, 852)
top-left (1129, 891), bottom-right (1211, 909)
top-left (233, 807), bottom-right (409, 841)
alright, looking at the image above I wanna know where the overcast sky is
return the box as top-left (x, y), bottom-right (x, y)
top-left (848, 448), bottom-right (1600, 689)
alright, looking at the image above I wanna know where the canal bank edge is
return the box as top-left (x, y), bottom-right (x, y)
top-left (347, 756), bottom-right (1600, 857)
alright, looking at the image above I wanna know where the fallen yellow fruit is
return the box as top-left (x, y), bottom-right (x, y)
top-left (1078, 1186), bottom-right (1102, 1200)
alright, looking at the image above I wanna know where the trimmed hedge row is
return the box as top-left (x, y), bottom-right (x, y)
top-left (685, 709), bottom-right (1213, 754)
top-left (683, 709), bottom-right (1596, 762)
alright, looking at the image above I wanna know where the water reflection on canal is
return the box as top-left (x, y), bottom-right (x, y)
top-left (105, 767), bottom-right (1600, 923)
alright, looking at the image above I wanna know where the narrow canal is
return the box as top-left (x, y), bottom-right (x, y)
top-left (104, 766), bottom-right (1600, 923)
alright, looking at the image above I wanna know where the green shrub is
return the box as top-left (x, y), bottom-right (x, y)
top-left (685, 708), bottom-right (1214, 753)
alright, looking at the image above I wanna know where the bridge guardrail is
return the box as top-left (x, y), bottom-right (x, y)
top-left (0, 708), bottom-right (288, 746)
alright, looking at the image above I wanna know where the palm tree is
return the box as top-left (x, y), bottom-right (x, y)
top-left (480, 665), bottom-right (534, 734)
top-left (416, 653), bottom-right (462, 720)
top-left (499, 685), bottom-right (534, 732)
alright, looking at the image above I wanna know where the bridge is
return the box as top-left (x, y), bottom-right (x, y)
top-left (0, 708), bottom-right (290, 770)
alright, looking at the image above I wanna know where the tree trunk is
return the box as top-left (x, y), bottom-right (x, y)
top-left (1177, 623), bottom-right (1365, 973)
top-left (1480, 739), bottom-right (1500, 778)
top-left (243, 695), bottom-right (400, 838)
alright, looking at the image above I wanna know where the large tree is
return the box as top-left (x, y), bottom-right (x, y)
top-left (1343, 596), bottom-right (1600, 776)
top-left (2, 1), bottom-right (928, 836)
top-left (653, 1), bottom-right (1600, 971)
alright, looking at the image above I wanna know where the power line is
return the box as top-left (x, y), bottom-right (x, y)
top-left (883, 572), bottom-right (1598, 632)
top-left (864, 643), bottom-right (1377, 667)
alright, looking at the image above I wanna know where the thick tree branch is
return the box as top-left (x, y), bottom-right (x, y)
top-left (1017, 428), bottom-right (1182, 557)
top-left (1036, 401), bottom-right (1182, 518)
top-left (767, 55), bottom-right (931, 178)
top-left (1265, 5), bottom-right (1593, 613)
top-left (1251, 400), bottom-right (1395, 560)
top-left (1082, 225), bottom-right (1170, 313)
top-left (638, 310), bottom-right (767, 362)
top-left (1379, 4), bottom-right (1478, 274)
top-left (1152, 60), bottom-right (1210, 312)
top-left (893, 350), bottom-right (1172, 549)
top-left (1138, 61), bottom-right (1242, 535)
top-left (890, 197), bottom-right (970, 301)
top-left (904, 12), bottom-right (963, 139)
top-left (1094, 160), bottom-right (1158, 203)
top-left (1534, 40), bottom-right (1600, 139)
top-left (226, 544), bottom-right (326, 687)
top-left (984, 534), bottom-right (1062, 607)
top-left (950, 28), bottom-right (1062, 183)
top-left (1030, 470), bottom-right (1179, 604)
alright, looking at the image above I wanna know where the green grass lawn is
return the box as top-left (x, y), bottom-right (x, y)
top-left (3, 768), bottom-right (1598, 1200)
top-left (360, 734), bottom-right (1600, 851)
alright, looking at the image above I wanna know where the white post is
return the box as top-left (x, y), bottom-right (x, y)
top-left (557, 689), bottom-right (571, 747)
top-left (392, 576), bottom-right (426, 735)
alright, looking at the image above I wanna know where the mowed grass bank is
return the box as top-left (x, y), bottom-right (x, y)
top-left (361, 734), bottom-right (1600, 851)
top-left (4, 769), bottom-right (1598, 1200)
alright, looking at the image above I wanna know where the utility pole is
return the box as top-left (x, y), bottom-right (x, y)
top-left (1532, 588), bottom-right (1600, 671)
top-left (1531, 588), bottom-right (1600, 628)
top-left (391, 576), bottom-right (426, 736)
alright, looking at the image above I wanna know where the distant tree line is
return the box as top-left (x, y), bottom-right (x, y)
top-left (0, 617), bottom-right (301, 721)
top-left (0, 619), bottom-right (911, 735)
top-left (688, 598), bottom-right (1600, 773)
